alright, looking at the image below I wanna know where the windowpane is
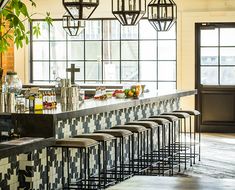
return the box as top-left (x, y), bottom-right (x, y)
top-left (67, 30), bottom-right (84, 40)
top-left (201, 28), bottom-right (218, 46)
top-left (50, 42), bottom-right (66, 60)
top-left (220, 28), bottom-right (235, 46)
top-left (68, 41), bottom-right (84, 60)
top-left (140, 61), bottom-right (156, 80)
top-left (33, 62), bottom-right (49, 80)
top-left (32, 21), bottom-right (49, 41)
top-left (103, 20), bottom-right (120, 40)
top-left (85, 41), bottom-right (102, 60)
top-left (139, 41), bottom-right (157, 60)
top-left (220, 67), bottom-right (235, 85)
top-left (220, 48), bottom-right (235, 65)
top-left (158, 24), bottom-right (176, 40)
top-left (158, 61), bottom-right (176, 81)
top-left (68, 62), bottom-right (84, 81)
top-left (158, 82), bottom-right (176, 90)
top-left (141, 82), bottom-right (157, 91)
top-left (85, 20), bottom-right (102, 40)
top-left (201, 48), bottom-right (218, 65)
top-left (85, 61), bottom-right (102, 80)
top-left (201, 67), bottom-right (218, 85)
top-left (103, 41), bottom-right (120, 60)
top-left (121, 25), bottom-right (138, 39)
top-left (33, 42), bottom-right (49, 60)
top-left (139, 20), bottom-right (156, 39)
top-left (103, 61), bottom-right (120, 81)
top-left (50, 22), bottom-right (66, 40)
top-left (121, 61), bottom-right (138, 80)
top-left (121, 41), bottom-right (138, 60)
top-left (158, 41), bottom-right (176, 60)
top-left (50, 62), bottom-right (67, 81)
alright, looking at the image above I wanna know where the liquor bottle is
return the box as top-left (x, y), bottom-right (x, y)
top-left (47, 91), bottom-right (52, 109)
top-left (29, 93), bottom-right (35, 111)
top-left (34, 92), bottom-right (43, 110)
top-left (52, 90), bottom-right (57, 108)
top-left (42, 91), bottom-right (46, 108)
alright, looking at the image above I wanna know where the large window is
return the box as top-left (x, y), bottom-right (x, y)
top-left (30, 19), bottom-right (176, 90)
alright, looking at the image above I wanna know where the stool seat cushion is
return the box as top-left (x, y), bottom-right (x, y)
top-left (162, 112), bottom-right (190, 118)
top-left (55, 138), bottom-right (99, 148)
top-left (139, 118), bottom-right (170, 125)
top-left (173, 110), bottom-right (200, 116)
top-left (94, 129), bottom-right (133, 137)
top-left (126, 121), bottom-right (158, 129)
top-left (74, 133), bottom-right (116, 142)
top-left (149, 115), bottom-right (179, 122)
top-left (111, 125), bottom-right (147, 133)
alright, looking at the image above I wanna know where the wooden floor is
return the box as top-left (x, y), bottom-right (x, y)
top-left (108, 133), bottom-right (235, 190)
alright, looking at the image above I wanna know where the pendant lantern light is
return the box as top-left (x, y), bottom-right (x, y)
top-left (62, 0), bottom-right (99, 20)
top-left (63, 13), bottom-right (85, 36)
top-left (148, 0), bottom-right (177, 31)
top-left (0, 0), bottom-right (10, 9)
top-left (112, 0), bottom-right (146, 26)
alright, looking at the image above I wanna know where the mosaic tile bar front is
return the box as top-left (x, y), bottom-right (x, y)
top-left (0, 98), bottom-right (179, 190)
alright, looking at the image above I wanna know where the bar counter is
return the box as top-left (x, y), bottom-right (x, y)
top-left (10, 89), bottom-right (196, 139)
top-left (0, 89), bottom-right (196, 189)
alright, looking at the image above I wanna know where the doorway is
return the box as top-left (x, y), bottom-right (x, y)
top-left (195, 23), bottom-right (235, 132)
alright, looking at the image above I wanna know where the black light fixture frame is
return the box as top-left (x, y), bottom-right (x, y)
top-left (62, 13), bottom-right (85, 36)
top-left (62, 0), bottom-right (99, 20)
top-left (112, 0), bottom-right (146, 26)
top-left (148, 0), bottom-right (177, 31)
top-left (0, 0), bottom-right (9, 9)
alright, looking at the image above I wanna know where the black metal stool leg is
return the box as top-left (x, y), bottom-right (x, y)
top-left (178, 120), bottom-right (181, 172)
top-left (84, 148), bottom-right (87, 189)
top-left (132, 135), bottom-right (135, 174)
top-left (150, 129), bottom-right (153, 175)
top-left (79, 148), bottom-right (83, 189)
top-left (62, 148), bottom-right (65, 188)
top-left (121, 137), bottom-right (124, 180)
top-left (103, 142), bottom-right (107, 187)
top-left (189, 117), bottom-right (192, 167)
top-left (66, 147), bottom-right (70, 188)
top-left (114, 139), bottom-right (118, 182)
top-left (128, 136), bottom-right (131, 175)
top-left (157, 127), bottom-right (161, 175)
top-left (98, 144), bottom-right (101, 189)
top-left (199, 115), bottom-right (201, 161)
top-left (46, 147), bottom-right (49, 190)
top-left (162, 125), bottom-right (165, 176)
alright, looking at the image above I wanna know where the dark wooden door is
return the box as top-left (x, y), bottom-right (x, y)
top-left (195, 23), bottom-right (235, 132)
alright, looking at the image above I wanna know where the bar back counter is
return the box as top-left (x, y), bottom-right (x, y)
top-left (0, 89), bottom-right (196, 189)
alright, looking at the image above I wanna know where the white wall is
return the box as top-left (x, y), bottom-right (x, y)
top-left (14, 0), bottom-right (235, 109)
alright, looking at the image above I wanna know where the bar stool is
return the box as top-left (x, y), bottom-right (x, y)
top-left (139, 118), bottom-right (171, 175)
top-left (162, 112), bottom-right (191, 169)
top-left (54, 138), bottom-right (101, 190)
top-left (94, 129), bottom-right (133, 181)
top-left (125, 121), bottom-right (159, 174)
top-left (111, 125), bottom-right (148, 175)
top-left (173, 110), bottom-right (201, 163)
top-left (149, 115), bottom-right (180, 174)
top-left (74, 133), bottom-right (116, 188)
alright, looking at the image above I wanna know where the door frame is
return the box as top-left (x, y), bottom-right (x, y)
top-left (195, 22), bottom-right (235, 132)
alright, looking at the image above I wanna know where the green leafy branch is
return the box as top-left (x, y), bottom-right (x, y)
top-left (0, 0), bottom-right (52, 53)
